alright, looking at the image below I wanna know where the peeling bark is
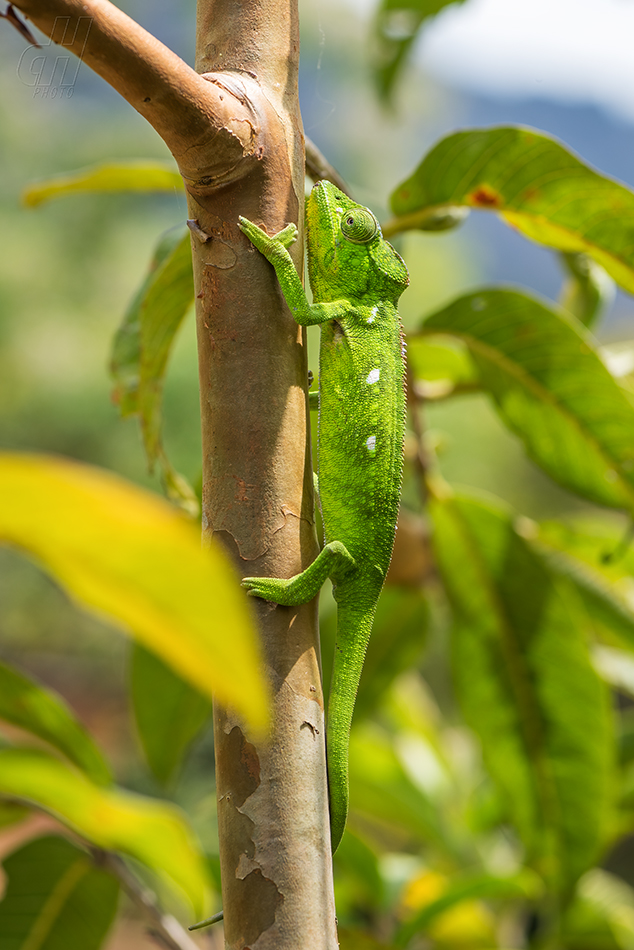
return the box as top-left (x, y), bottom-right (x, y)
top-left (8, 0), bottom-right (338, 945)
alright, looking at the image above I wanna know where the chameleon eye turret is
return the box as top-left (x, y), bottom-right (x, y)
top-left (340, 208), bottom-right (378, 244)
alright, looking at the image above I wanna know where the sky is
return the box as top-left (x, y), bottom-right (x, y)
top-left (418, 0), bottom-right (634, 122)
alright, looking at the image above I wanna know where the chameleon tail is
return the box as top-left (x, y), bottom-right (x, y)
top-left (326, 598), bottom-right (378, 853)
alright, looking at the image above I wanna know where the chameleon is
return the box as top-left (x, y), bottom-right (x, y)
top-left (238, 180), bottom-right (409, 853)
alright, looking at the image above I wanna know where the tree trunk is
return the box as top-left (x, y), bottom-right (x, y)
top-left (8, 0), bottom-right (338, 945)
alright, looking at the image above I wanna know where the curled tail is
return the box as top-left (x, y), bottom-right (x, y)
top-left (326, 599), bottom-right (378, 853)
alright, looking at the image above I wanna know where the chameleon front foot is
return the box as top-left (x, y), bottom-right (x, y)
top-left (238, 216), bottom-right (299, 255)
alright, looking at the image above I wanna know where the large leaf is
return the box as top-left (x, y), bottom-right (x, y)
top-left (0, 748), bottom-right (209, 915)
top-left (372, 0), bottom-right (468, 101)
top-left (389, 127), bottom-right (634, 294)
top-left (0, 659), bottom-right (111, 786)
top-left (110, 227), bottom-right (196, 514)
top-left (130, 644), bottom-right (211, 786)
top-left (23, 160), bottom-right (184, 207)
top-left (0, 454), bottom-right (269, 734)
top-left (418, 289), bottom-right (634, 512)
top-left (430, 490), bottom-right (613, 889)
top-left (0, 835), bottom-right (119, 950)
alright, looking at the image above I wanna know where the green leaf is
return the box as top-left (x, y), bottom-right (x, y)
top-left (535, 519), bottom-right (634, 650)
top-left (372, 0), bottom-right (468, 102)
top-left (389, 127), bottom-right (634, 294)
top-left (0, 748), bottom-right (209, 915)
top-left (110, 227), bottom-right (196, 514)
top-left (23, 160), bottom-right (184, 207)
top-left (407, 333), bottom-right (480, 399)
top-left (130, 644), bottom-right (211, 786)
top-left (418, 289), bottom-right (634, 512)
top-left (0, 836), bottom-right (119, 950)
top-left (0, 658), bottom-right (111, 786)
top-left (559, 253), bottom-right (614, 330)
top-left (0, 836), bottom-right (118, 950)
top-left (0, 454), bottom-right (269, 735)
top-left (430, 490), bottom-right (613, 889)
top-left (394, 870), bottom-right (541, 948)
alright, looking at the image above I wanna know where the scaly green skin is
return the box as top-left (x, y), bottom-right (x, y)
top-left (238, 181), bottom-right (409, 853)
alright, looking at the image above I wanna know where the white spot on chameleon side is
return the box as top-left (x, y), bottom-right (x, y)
top-left (366, 368), bottom-right (380, 384)
top-left (366, 435), bottom-right (377, 453)
top-left (367, 305), bottom-right (378, 324)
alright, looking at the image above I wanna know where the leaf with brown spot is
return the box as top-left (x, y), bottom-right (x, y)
top-left (387, 126), bottom-right (634, 295)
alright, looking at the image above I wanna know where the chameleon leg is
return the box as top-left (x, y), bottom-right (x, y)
top-left (242, 540), bottom-right (355, 606)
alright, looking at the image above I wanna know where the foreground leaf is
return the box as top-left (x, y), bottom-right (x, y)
top-left (110, 227), bottom-right (196, 513)
top-left (419, 289), bottom-right (634, 512)
top-left (0, 835), bottom-right (119, 950)
top-left (0, 748), bottom-right (209, 915)
top-left (23, 160), bottom-right (184, 207)
top-left (0, 454), bottom-right (269, 733)
top-left (430, 490), bottom-right (613, 888)
top-left (0, 658), bottom-right (111, 786)
top-left (130, 644), bottom-right (211, 786)
top-left (389, 127), bottom-right (634, 293)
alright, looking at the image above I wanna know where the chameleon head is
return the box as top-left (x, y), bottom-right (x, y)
top-left (306, 180), bottom-right (409, 304)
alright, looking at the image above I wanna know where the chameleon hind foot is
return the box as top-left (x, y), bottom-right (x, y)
top-left (242, 540), bottom-right (356, 606)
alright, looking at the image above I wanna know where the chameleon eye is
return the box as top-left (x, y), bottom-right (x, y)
top-left (340, 208), bottom-right (378, 244)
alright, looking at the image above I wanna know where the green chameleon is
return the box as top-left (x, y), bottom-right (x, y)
top-left (238, 180), bottom-right (409, 853)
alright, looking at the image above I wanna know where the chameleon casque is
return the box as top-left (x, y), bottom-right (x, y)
top-left (238, 180), bottom-right (409, 853)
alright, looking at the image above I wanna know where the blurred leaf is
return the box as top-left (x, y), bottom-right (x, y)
top-left (407, 334), bottom-right (480, 400)
top-left (419, 289), bottom-right (634, 511)
top-left (430, 490), bottom-right (613, 889)
top-left (0, 454), bottom-right (269, 734)
top-left (23, 160), bottom-right (184, 207)
top-left (130, 643), bottom-right (211, 786)
top-left (559, 253), bottom-right (614, 330)
top-left (562, 869), bottom-right (634, 950)
top-left (0, 836), bottom-right (119, 950)
top-left (593, 646), bottom-right (634, 698)
top-left (0, 747), bottom-right (209, 915)
top-left (321, 589), bottom-right (428, 717)
top-left (395, 869), bottom-right (541, 947)
top-left (0, 801), bottom-right (30, 830)
top-left (389, 127), bottom-right (634, 294)
top-left (110, 227), bottom-right (197, 515)
top-left (372, 0), bottom-right (468, 101)
top-left (349, 724), bottom-right (460, 857)
top-left (535, 520), bottom-right (634, 650)
top-left (0, 658), bottom-right (111, 786)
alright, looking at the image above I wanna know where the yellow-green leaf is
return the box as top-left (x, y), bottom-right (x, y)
top-left (0, 748), bottom-right (208, 915)
top-left (0, 454), bottom-right (269, 734)
top-left (0, 658), bottom-right (111, 785)
top-left (23, 161), bottom-right (184, 208)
